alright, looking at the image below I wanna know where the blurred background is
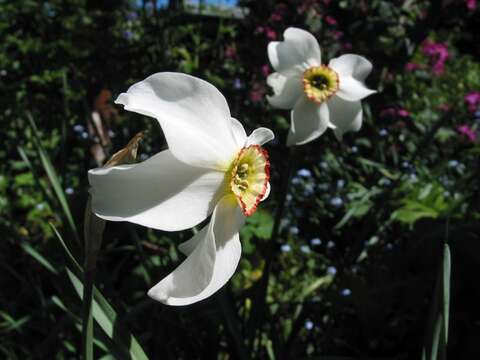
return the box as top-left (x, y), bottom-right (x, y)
top-left (1, 0), bottom-right (480, 359)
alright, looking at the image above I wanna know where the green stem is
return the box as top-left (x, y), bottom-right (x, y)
top-left (248, 146), bottom-right (297, 351)
top-left (82, 197), bottom-right (106, 360)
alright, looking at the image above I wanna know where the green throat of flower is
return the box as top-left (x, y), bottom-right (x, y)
top-left (303, 65), bottom-right (339, 104)
top-left (229, 145), bottom-right (270, 216)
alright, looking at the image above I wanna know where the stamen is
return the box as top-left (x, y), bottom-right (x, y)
top-left (303, 65), bottom-right (339, 104)
top-left (229, 145), bottom-right (270, 216)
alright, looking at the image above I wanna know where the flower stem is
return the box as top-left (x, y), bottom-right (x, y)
top-left (248, 146), bottom-right (297, 351)
top-left (82, 197), bottom-right (105, 360)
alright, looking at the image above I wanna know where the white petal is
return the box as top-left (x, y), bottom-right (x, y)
top-left (148, 195), bottom-right (245, 306)
top-left (268, 27), bottom-right (321, 75)
top-left (336, 76), bottom-right (376, 102)
top-left (266, 72), bottom-right (303, 110)
top-left (329, 54), bottom-right (373, 81)
top-left (287, 97), bottom-right (329, 146)
top-left (329, 54), bottom-right (376, 102)
top-left (230, 118), bottom-right (247, 148)
top-left (261, 182), bottom-right (271, 201)
top-left (327, 96), bottom-right (363, 140)
top-left (115, 72), bottom-right (238, 169)
top-left (88, 150), bottom-right (225, 231)
top-left (246, 127), bottom-right (275, 146)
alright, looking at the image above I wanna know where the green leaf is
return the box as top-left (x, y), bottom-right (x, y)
top-left (422, 243), bottom-right (450, 360)
top-left (26, 113), bottom-right (78, 241)
top-left (50, 223), bottom-right (148, 360)
top-left (66, 269), bottom-right (149, 360)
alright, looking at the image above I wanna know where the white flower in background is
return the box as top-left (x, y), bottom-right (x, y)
top-left (88, 73), bottom-right (274, 306)
top-left (267, 27), bottom-right (376, 145)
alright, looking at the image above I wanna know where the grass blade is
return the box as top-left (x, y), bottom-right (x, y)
top-left (26, 112), bottom-right (79, 243)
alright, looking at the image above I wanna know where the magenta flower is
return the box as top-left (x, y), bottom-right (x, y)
top-left (397, 109), bottom-right (410, 117)
top-left (457, 124), bottom-right (477, 142)
top-left (224, 46), bottom-right (237, 59)
top-left (465, 92), bottom-right (480, 113)
top-left (265, 28), bottom-right (277, 40)
top-left (466, 0), bottom-right (477, 10)
top-left (325, 16), bottom-right (337, 25)
top-left (270, 13), bottom-right (282, 22)
top-left (261, 64), bottom-right (269, 77)
top-left (405, 62), bottom-right (420, 72)
top-left (437, 104), bottom-right (450, 112)
top-left (380, 107), bottom-right (410, 118)
top-left (249, 83), bottom-right (266, 103)
top-left (421, 40), bottom-right (449, 75)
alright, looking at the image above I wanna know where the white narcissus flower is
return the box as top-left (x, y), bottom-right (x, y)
top-left (88, 73), bottom-right (274, 306)
top-left (267, 27), bottom-right (376, 145)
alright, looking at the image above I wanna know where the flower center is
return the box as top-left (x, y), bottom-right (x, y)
top-left (303, 65), bottom-right (339, 104)
top-left (229, 145), bottom-right (270, 216)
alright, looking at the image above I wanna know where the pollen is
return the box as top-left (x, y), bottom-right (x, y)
top-left (303, 65), bottom-right (339, 104)
top-left (229, 145), bottom-right (270, 216)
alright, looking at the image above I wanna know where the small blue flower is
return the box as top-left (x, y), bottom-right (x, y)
top-left (300, 245), bottom-right (311, 253)
top-left (126, 11), bottom-right (138, 21)
top-left (289, 226), bottom-right (299, 235)
top-left (448, 159), bottom-right (459, 168)
top-left (326, 241), bottom-right (335, 249)
top-left (81, 131), bottom-right (89, 139)
top-left (281, 244), bottom-right (292, 252)
top-left (379, 177), bottom-right (391, 186)
top-left (319, 161), bottom-right (328, 169)
top-left (327, 266), bottom-right (337, 275)
top-left (123, 30), bottom-right (134, 40)
top-left (310, 238), bottom-right (322, 246)
top-left (350, 146), bottom-right (358, 153)
top-left (286, 194), bottom-right (293, 202)
top-left (233, 78), bottom-right (242, 90)
top-left (304, 320), bottom-right (314, 330)
top-left (303, 184), bottom-right (315, 196)
top-left (65, 187), bottom-right (74, 195)
top-left (73, 124), bottom-right (84, 132)
top-left (291, 176), bottom-right (301, 185)
top-left (330, 196), bottom-right (343, 207)
top-left (336, 179), bottom-right (345, 189)
top-left (379, 128), bottom-right (388, 137)
top-left (297, 168), bottom-right (312, 178)
top-left (340, 288), bottom-right (352, 296)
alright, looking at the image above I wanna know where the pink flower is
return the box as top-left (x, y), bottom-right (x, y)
top-left (466, 0), bottom-right (477, 10)
top-left (465, 92), bottom-right (480, 113)
top-left (255, 26), bottom-right (265, 34)
top-left (261, 64), bottom-right (269, 77)
top-left (421, 40), bottom-right (449, 75)
top-left (380, 108), bottom-right (396, 117)
top-left (265, 28), bottom-right (277, 40)
top-left (270, 13), bottom-right (283, 21)
top-left (380, 107), bottom-right (410, 118)
top-left (405, 62), bottom-right (420, 72)
top-left (437, 103), bottom-right (450, 112)
top-left (332, 30), bottom-right (344, 40)
top-left (249, 83), bottom-right (266, 103)
top-left (397, 109), bottom-right (410, 117)
top-left (325, 16), bottom-right (337, 25)
top-left (457, 124), bottom-right (477, 142)
top-left (224, 46), bottom-right (237, 59)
